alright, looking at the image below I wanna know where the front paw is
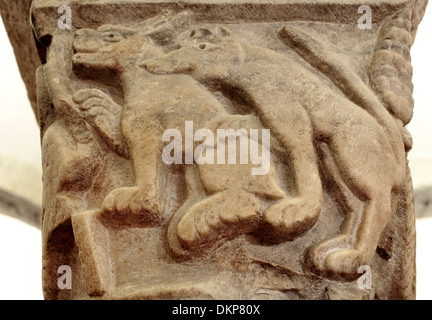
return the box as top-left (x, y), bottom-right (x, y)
top-left (101, 186), bottom-right (162, 226)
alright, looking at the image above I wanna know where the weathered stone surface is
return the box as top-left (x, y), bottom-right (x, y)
top-left (22, 0), bottom-right (429, 300)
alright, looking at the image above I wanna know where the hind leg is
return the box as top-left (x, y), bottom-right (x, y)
top-left (259, 101), bottom-right (323, 240)
top-left (306, 122), bottom-right (405, 279)
top-left (306, 193), bottom-right (393, 279)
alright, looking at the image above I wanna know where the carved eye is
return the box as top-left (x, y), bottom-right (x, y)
top-left (102, 32), bottom-right (123, 43)
top-left (196, 43), bottom-right (216, 50)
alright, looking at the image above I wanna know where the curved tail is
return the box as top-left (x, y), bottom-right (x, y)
top-left (392, 164), bottom-right (416, 299)
top-left (278, 2), bottom-right (424, 153)
top-left (277, 25), bottom-right (405, 157)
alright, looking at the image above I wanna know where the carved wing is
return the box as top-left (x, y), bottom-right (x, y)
top-left (369, 5), bottom-right (416, 126)
top-left (369, 0), bottom-right (428, 127)
top-left (412, 0), bottom-right (429, 40)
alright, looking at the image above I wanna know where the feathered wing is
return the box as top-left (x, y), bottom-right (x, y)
top-left (369, 5), bottom-right (416, 127)
top-left (369, 0), bottom-right (428, 127)
top-left (381, 1), bottom-right (427, 300)
top-left (411, 0), bottom-right (429, 40)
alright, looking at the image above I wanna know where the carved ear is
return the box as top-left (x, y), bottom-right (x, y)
top-left (190, 27), bottom-right (213, 38)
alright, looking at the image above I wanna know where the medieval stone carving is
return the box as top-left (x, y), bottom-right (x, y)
top-left (31, 0), bottom-right (427, 300)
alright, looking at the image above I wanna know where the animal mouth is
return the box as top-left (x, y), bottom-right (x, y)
top-left (72, 35), bottom-right (105, 55)
top-left (73, 43), bottom-right (99, 55)
top-left (72, 43), bottom-right (102, 66)
top-left (72, 51), bottom-right (102, 70)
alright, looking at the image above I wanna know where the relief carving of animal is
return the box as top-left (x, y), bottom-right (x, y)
top-left (144, 25), bottom-right (407, 280)
top-left (68, 18), bottom-right (335, 294)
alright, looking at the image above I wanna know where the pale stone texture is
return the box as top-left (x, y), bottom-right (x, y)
top-left (0, 0), bottom-right (426, 300)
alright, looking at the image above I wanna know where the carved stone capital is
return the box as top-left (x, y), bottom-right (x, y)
top-left (29, 0), bottom-right (427, 300)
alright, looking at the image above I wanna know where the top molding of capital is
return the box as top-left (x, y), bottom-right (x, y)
top-left (31, 0), bottom-right (415, 40)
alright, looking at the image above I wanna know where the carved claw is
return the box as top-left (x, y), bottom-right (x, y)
top-left (262, 197), bottom-right (321, 241)
top-left (177, 189), bottom-right (261, 252)
top-left (101, 186), bottom-right (162, 226)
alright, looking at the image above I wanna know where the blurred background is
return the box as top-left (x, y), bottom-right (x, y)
top-left (0, 6), bottom-right (431, 300)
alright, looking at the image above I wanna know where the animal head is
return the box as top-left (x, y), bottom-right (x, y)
top-left (143, 27), bottom-right (244, 81)
top-left (72, 24), bottom-right (164, 79)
